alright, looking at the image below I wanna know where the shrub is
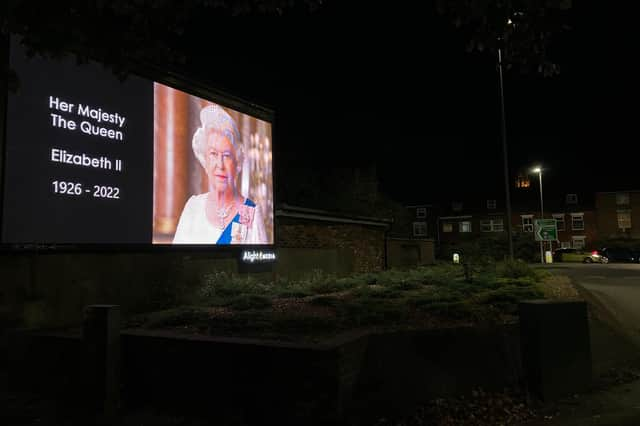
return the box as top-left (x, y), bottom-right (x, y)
top-left (228, 294), bottom-right (273, 311)
top-left (419, 301), bottom-right (476, 320)
top-left (351, 286), bottom-right (403, 299)
top-left (136, 307), bottom-right (210, 329)
top-left (475, 286), bottom-right (544, 310)
top-left (276, 285), bottom-right (314, 298)
top-left (309, 295), bottom-right (340, 307)
top-left (497, 260), bottom-right (538, 280)
top-left (410, 288), bottom-right (465, 308)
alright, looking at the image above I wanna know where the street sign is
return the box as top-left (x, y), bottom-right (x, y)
top-left (534, 219), bottom-right (558, 241)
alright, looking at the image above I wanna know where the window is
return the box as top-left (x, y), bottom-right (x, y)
top-left (452, 202), bottom-right (463, 212)
top-left (566, 194), bottom-right (578, 204)
top-left (617, 210), bottom-right (632, 231)
top-left (413, 222), bottom-right (427, 236)
top-left (616, 192), bottom-right (630, 206)
top-left (571, 213), bottom-right (584, 230)
top-left (521, 215), bottom-right (533, 232)
top-left (442, 223), bottom-right (453, 233)
top-left (487, 199), bottom-right (497, 210)
top-left (416, 207), bottom-right (427, 218)
top-left (459, 221), bottom-right (472, 233)
top-left (552, 214), bottom-right (565, 231)
top-left (572, 236), bottom-right (586, 250)
top-left (516, 175), bottom-right (530, 188)
top-left (481, 219), bottom-right (504, 232)
top-left (561, 241), bottom-right (571, 249)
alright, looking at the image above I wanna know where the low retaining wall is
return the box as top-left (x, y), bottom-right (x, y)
top-left (7, 324), bottom-right (523, 425)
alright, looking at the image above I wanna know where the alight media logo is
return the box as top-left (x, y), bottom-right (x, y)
top-left (242, 250), bottom-right (277, 263)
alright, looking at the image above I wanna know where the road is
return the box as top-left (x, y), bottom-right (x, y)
top-left (542, 263), bottom-right (640, 346)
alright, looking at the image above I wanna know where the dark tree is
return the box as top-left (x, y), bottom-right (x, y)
top-left (1, 0), bottom-right (324, 89)
top-left (436, 0), bottom-right (572, 76)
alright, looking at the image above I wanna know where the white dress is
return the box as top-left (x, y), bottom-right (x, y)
top-left (173, 193), bottom-right (268, 244)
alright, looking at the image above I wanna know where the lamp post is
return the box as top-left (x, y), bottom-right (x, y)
top-left (498, 38), bottom-right (514, 261)
top-left (532, 166), bottom-right (544, 263)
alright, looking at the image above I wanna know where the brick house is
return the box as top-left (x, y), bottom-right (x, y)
top-left (437, 192), bottom-right (598, 252)
top-left (595, 191), bottom-right (640, 240)
top-left (513, 193), bottom-right (598, 250)
top-left (438, 197), bottom-right (508, 244)
top-left (405, 204), bottom-right (439, 240)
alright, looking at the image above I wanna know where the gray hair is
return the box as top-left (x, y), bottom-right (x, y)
top-left (192, 104), bottom-right (242, 170)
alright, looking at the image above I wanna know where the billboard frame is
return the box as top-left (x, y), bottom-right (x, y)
top-left (0, 34), bottom-right (277, 254)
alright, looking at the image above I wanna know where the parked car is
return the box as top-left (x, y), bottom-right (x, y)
top-left (552, 248), bottom-right (608, 263)
top-left (596, 247), bottom-right (637, 263)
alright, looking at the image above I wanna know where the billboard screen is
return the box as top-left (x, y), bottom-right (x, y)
top-left (1, 41), bottom-right (274, 247)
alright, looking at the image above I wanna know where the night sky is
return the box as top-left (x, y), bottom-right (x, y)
top-left (181, 2), bottom-right (636, 206)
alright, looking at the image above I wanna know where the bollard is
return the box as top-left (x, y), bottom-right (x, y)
top-left (83, 305), bottom-right (121, 423)
top-left (519, 300), bottom-right (591, 401)
top-left (463, 263), bottom-right (472, 283)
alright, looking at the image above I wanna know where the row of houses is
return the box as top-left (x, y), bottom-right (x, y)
top-left (404, 190), bottom-right (640, 252)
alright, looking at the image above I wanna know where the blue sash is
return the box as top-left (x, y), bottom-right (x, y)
top-left (216, 198), bottom-right (256, 244)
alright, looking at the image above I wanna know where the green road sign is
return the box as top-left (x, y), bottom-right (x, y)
top-left (534, 219), bottom-right (558, 241)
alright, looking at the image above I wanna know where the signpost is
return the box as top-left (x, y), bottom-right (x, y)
top-left (534, 219), bottom-right (558, 264)
top-left (534, 219), bottom-right (558, 242)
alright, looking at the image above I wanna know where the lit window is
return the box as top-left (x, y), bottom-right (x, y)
top-left (521, 215), bottom-right (533, 232)
top-left (442, 223), bottom-right (453, 233)
top-left (459, 221), bottom-right (472, 233)
top-left (413, 222), bottom-right (427, 236)
top-left (566, 194), bottom-right (578, 204)
top-left (616, 192), bottom-right (630, 205)
top-left (552, 214), bottom-right (565, 231)
top-left (571, 213), bottom-right (584, 230)
top-left (572, 236), bottom-right (586, 250)
top-left (481, 219), bottom-right (504, 232)
top-left (617, 210), bottom-right (632, 230)
top-left (416, 207), bottom-right (427, 218)
top-left (516, 175), bottom-right (530, 188)
top-left (487, 199), bottom-right (497, 209)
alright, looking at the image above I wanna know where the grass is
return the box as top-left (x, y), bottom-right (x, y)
top-left (127, 260), bottom-right (575, 341)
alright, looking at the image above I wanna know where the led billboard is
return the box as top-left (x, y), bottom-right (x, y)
top-left (1, 41), bottom-right (274, 247)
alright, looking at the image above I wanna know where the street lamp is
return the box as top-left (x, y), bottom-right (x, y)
top-left (498, 11), bottom-right (524, 261)
top-left (531, 166), bottom-right (544, 263)
top-left (498, 31), bottom-right (514, 260)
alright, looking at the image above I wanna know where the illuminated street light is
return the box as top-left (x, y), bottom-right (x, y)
top-left (531, 166), bottom-right (545, 263)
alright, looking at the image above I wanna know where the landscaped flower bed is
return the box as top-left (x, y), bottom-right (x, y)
top-left (126, 261), bottom-right (579, 343)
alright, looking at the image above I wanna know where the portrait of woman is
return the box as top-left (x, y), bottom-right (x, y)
top-left (172, 105), bottom-right (268, 244)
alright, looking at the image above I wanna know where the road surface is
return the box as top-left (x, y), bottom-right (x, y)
top-left (542, 263), bottom-right (640, 346)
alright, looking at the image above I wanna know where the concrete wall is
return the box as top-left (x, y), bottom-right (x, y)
top-left (0, 219), bottom-right (386, 329)
top-left (7, 324), bottom-right (523, 425)
top-left (0, 251), bottom-right (236, 328)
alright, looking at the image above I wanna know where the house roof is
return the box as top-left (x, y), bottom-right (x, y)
top-left (276, 203), bottom-right (393, 228)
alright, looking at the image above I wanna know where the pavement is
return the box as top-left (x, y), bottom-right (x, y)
top-left (522, 263), bottom-right (640, 426)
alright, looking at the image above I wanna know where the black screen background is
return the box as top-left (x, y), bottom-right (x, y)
top-left (2, 42), bottom-right (154, 244)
